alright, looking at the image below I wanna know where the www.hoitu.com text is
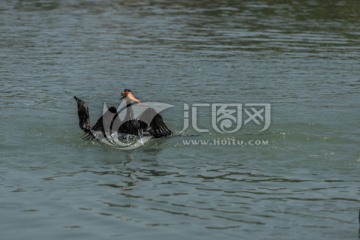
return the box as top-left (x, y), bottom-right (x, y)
top-left (182, 138), bottom-right (269, 146)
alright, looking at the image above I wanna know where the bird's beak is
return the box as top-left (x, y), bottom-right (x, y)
top-left (121, 92), bottom-right (141, 104)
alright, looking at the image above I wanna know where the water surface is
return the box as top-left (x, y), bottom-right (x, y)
top-left (1, 1), bottom-right (360, 239)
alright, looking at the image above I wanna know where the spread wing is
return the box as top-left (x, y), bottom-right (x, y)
top-left (137, 108), bottom-right (172, 138)
top-left (83, 106), bottom-right (118, 141)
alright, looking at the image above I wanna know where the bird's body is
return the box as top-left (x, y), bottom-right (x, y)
top-left (74, 90), bottom-right (172, 142)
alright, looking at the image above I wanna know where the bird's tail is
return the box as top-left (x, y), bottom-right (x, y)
top-left (74, 96), bottom-right (92, 133)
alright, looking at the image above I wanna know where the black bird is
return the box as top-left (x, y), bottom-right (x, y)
top-left (74, 89), bottom-right (172, 141)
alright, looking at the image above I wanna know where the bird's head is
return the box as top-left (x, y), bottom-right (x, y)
top-left (121, 89), bottom-right (141, 104)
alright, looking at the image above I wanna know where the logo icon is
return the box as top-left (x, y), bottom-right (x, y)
top-left (90, 99), bottom-right (173, 150)
top-left (212, 104), bottom-right (242, 133)
top-left (244, 103), bottom-right (271, 132)
top-left (181, 103), bottom-right (271, 133)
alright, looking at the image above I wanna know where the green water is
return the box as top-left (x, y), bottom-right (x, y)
top-left (1, 1), bottom-right (360, 239)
